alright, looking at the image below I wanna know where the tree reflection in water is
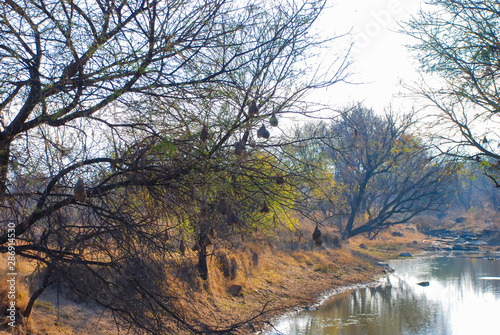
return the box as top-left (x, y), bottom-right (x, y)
top-left (262, 256), bottom-right (500, 335)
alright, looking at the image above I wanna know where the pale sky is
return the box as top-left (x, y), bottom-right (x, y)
top-left (310, 0), bottom-right (424, 113)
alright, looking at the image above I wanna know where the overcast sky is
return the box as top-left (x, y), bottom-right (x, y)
top-left (309, 0), bottom-right (425, 113)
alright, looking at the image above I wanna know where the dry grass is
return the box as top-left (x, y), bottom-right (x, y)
top-left (170, 243), bottom-right (384, 334)
top-left (2, 205), bottom-right (498, 335)
top-left (411, 208), bottom-right (500, 233)
top-left (0, 274), bottom-right (30, 334)
top-left (0, 245), bottom-right (387, 335)
top-left (0, 274), bottom-right (30, 314)
top-left (0, 286), bottom-right (118, 335)
top-left (0, 251), bottom-right (120, 335)
top-left (0, 253), bottom-right (32, 334)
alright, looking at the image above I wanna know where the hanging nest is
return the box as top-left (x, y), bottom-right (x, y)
top-left (204, 236), bottom-right (212, 247)
top-left (257, 124), bottom-right (270, 139)
top-left (200, 198), bottom-right (208, 218)
top-left (192, 242), bottom-right (200, 252)
top-left (260, 200), bottom-right (270, 213)
top-left (217, 198), bottom-right (228, 215)
top-left (231, 173), bottom-right (237, 191)
top-left (234, 141), bottom-right (246, 156)
top-left (312, 225), bottom-right (321, 240)
top-left (217, 252), bottom-right (231, 278)
top-left (249, 139), bottom-right (257, 148)
top-left (241, 148), bottom-right (248, 161)
top-left (226, 210), bottom-right (239, 226)
top-left (209, 225), bottom-right (217, 239)
top-left (269, 112), bottom-right (278, 127)
top-left (163, 230), bottom-right (170, 242)
top-left (74, 178), bottom-right (87, 203)
top-left (314, 236), bottom-right (323, 247)
top-left (179, 240), bottom-right (186, 255)
top-left (251, 251), bottom-right (259, 267)
top-left (248, 100), bottom-right (258, 117)
top-left (200, 124), bottom-right (209, 142)
top-left (275, 174), bottom-right (285, 185)
top-left (312, 226), bottom-right (323, 247)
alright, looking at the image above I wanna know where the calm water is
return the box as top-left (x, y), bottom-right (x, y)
top-left (261, 256), bottom-right (500, 335)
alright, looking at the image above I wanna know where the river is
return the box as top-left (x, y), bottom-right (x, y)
top-left (260, 255), bottom-right (500, 335)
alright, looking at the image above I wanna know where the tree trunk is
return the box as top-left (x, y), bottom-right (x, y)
top-left (0, 139), bottom-right (12, 199)
top-left (197, 232), bottom-right (208, 280)
top-left (23, 266), bottom-right (53, 318)
top-left (342, 171), bottom-right (372, 240)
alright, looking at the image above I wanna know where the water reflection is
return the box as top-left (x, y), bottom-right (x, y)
top-left (262, 256), bottom-right (500, 335)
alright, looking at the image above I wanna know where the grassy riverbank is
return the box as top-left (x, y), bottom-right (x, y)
top-left (3, 217), bottom-right (499, 335)
top-left (1, 223), bottom-right (438, 335)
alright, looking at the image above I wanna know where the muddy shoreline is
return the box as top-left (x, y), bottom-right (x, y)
top-left (255, 278), bottom-right (386, 335)
top-left (10, 226), bottom-right (500, 335)
top-left (255, 248), bottom-right (500, 335)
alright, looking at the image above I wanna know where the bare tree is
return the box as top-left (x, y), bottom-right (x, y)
top-left (0, 0), bottom-right (351, 333)
top-left (404, 0), bottom-right (500, 186)
top-left (304, 105), bottom-right (457, 240)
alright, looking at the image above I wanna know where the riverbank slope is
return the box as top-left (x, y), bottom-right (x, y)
top-left (1, 224), bottom-right (443, 335)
